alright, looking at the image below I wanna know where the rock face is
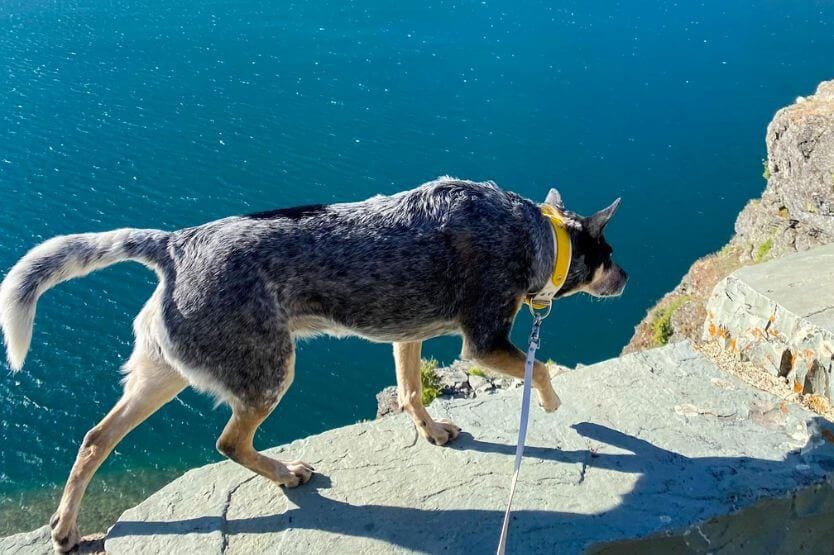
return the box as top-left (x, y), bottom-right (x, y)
top-left (6, 342), bottom-right (830, 554)
top-left (704, 243), bottom-right (834, 403)
top-left (623, 247), bottom-right (744, 353)
top-left (626, 79), bottom-right (834, 353)
top-left (736, 80), bottom-right (834, 256)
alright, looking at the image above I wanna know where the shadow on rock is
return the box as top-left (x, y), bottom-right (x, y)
top-left (108, 419), bottom-right (834, 552)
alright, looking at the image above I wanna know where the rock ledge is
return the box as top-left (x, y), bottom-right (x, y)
top-left (7, 342), bottom-right (833, 554)
top-left (705, 243), bottom-right (834, 404)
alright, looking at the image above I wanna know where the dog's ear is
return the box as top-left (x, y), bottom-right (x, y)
top-left (544, 188), bottom-right (564, 210)
top-left (585, 198), bottom-right (621, 237)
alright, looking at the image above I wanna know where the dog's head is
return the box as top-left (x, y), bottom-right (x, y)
top-left (544, 188), bottom-right (628, 299)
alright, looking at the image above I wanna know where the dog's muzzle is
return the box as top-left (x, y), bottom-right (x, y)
top-left (592, 265), bottom-right (628, 298)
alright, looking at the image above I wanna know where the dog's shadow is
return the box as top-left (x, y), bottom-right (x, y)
top-left (107, 420), bottom-right (834, 552)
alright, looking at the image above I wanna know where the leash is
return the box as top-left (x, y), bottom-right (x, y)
top-left (496, 301), bottom-right (552, 555)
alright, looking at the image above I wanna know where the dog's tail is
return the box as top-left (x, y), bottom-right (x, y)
top-left (0, 228), bottom-right (170, 371)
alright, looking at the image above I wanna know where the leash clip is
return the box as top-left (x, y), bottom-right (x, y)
top-left (528, 314), bottom-right (542, 347)
top-left (526, 299), bottom-right (552, 321)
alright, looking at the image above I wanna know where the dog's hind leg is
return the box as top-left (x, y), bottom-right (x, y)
top-left (49, 348), bottom-right (187, 553)
top-left (215, 351), bottom-right (314, 487)
top-left (393, 341), bottom-right (461, 446)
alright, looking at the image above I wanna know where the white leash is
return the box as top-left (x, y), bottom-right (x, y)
top-left (496, 304), bottom-right (550, 555)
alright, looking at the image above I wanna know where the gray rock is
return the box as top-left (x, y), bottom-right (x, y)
top-left (467, 373), bottom-right (491, 393)
top-left (0, 526), bottom-right (52, 555)
top-left (735, 80), bottom-right (834, 260)
top-left (375, 386), bottom-right (401, 419)
top-left (88, 342), bottom-right (833, 554)
top-left (763, 81), bottom-right (834, 238)
top-left (376, 360), bottom-right (523, 420)
top-left (0, 527), bottom-right (105, 555)
top-left (704, 243), bottom-right (834, 402)
top-left (435, 363), bottom-right (471, 395)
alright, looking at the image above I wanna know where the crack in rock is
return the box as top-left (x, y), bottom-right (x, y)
top-left (220, 475), bottom-right (259, 554)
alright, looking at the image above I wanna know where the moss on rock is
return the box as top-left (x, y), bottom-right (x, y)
top-left (754, 238), bottom-right (773, 262)
top-left (420, 358), bottom-right (441, 406)
top-left (650, 295), bottom-right (692, 346)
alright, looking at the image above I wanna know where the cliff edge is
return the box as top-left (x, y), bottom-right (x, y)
top-left (3, 342), bottom-right (833, 554)
top-left (625, 80), bottom-right (834, 353)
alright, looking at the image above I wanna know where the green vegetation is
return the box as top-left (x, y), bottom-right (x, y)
top-left (650, 295), bottom-right (691, 346)
top-left (754, 238), bottom-right (773, 262)
top-left (762, 160), bottom-right (771, 180)
top-left (420, 358), bottom-right (441, 406)
top-left (468, 367), bottom-right (486, 377)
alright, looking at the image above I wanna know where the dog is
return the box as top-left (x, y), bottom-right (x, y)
top-left (0, 177), bottom-right (626, 552)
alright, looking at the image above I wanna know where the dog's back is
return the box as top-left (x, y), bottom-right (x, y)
top-left (162, 178), bottom-right (551, 345)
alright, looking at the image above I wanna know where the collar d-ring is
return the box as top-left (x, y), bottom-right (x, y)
top-left (527, 300), bottom-right (552, 320)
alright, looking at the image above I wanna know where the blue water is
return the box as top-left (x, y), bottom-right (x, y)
top-left (1, 0), bottom-right (833, 535)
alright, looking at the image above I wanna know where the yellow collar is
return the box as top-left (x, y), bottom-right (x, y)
top-left (525, 204), bottom-right (572, 310)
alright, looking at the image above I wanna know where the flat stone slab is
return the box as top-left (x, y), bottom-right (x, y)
top-left (97, 342), bottom-right (833, 554)
top-left (0, 526), bottom-right (53, 555)
top-left (730, 243), bottom-right (834, 330)
top-left (6, 342), bottom-right (833, 553)
top-left (704, 243), bottom-right (834, 401)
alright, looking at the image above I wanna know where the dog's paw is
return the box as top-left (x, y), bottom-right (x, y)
top-left (538, 390), bottom-right (562, 413)
top-left (277, 460), bottom-right (315, 488)
top-left (50, 514), bottom-right (80, 553)
top-left (420, 419), bottom-right (461, 446)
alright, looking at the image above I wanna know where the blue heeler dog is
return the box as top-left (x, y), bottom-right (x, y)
top-left (0, 177), bottom-right (626, 552)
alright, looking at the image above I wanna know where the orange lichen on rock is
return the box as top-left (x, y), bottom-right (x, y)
top-left (805, 395), bottom-right (832, 415)
top-left (708, 323), bottom-right (731, 339)
top-left (697, 342), bottom-right (833, 422)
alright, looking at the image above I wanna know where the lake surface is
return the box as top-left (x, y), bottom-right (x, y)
top-left (1, 0), bottom-right (833, 535)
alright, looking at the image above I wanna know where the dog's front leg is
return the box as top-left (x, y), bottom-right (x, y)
top-left (393, 341), bottom-right (461, 446)
top-left (464, 337), bottom-right (561, 412)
